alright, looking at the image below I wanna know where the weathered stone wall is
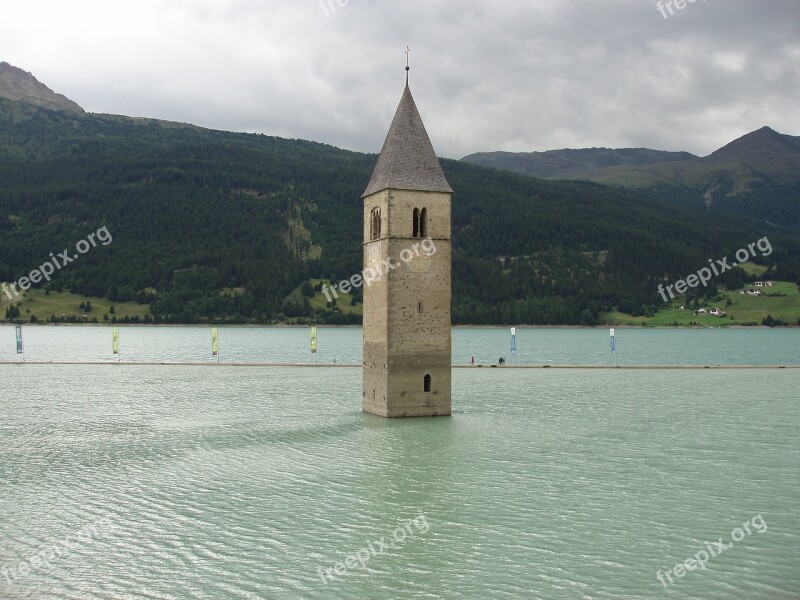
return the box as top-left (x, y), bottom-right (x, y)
top-left (386, 189), bottom-right (451, 240)
top-left (362, 192), bottom-right (389, 413)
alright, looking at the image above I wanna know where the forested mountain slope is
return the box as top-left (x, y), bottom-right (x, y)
top-left (1, 98), bottom-right (798, 324)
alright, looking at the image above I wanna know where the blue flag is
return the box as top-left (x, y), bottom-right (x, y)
top-left (610, 328), bottom-right (616, 354)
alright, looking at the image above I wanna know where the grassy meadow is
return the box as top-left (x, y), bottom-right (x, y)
top-left (1, 287), bottom-right (151, 323)
top-left (605, 279), bottom-right (800, 326)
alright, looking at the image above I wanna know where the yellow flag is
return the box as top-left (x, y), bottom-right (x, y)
top-left (211, 327), bottom-right (219, 356)
top-left (112, 326), bottom-right (119, 354)
top-left (310, 327), bottom-right (317, 353)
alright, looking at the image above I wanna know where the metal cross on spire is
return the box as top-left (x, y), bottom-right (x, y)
top-left (405, 46), bottom-right (410, 85)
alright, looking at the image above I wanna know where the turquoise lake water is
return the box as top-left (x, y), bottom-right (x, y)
top-left (0, 327), bottom-right (798, 599)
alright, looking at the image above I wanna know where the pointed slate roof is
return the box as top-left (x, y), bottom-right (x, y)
top-left (363, 85), bottom-right (453, 197)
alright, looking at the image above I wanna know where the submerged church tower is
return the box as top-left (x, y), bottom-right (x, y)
top-left (361, 70), bottom-right (453, 418)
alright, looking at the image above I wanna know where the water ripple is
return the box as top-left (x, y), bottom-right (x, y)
top-left (0, 364), bottom-right (798, 599)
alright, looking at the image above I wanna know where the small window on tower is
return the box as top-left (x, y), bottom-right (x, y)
top-left (418, 301), bottom-right (422, 313)
top-left (412, 207), bottom-right (419, 237)
top-left (424, 374), bottom-right (431, 392)
top-left (420, 208), bottom-right (428, 237)
top-left (371, 208), bottom-right (381, 240)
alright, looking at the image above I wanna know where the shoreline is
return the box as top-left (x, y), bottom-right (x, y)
top-left (1, 361), bottom-right (797, 369)
top-left (0, 323), bottom-right (796, 329)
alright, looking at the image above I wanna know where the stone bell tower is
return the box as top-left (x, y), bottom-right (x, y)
top-left (361, 72), bottom-right (452, 418)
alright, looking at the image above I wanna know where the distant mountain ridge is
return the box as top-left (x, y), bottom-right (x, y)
top-left (709, 126), bottom-right (800, 161)
top-left (461, 147), bottom-right (697, 180)
top-left (462, 127), bottom-right (800, 228)
top-left (0, 62), bottom-right (84, 114)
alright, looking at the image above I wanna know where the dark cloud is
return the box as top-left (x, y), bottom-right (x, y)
top-left (2, 0), bottom-right (798, 157)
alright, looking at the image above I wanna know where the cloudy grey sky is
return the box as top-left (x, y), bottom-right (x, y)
top-left (2, 0), bottom-right (798, 158)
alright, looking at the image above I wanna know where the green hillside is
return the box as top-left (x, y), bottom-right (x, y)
top-left (2, 97), bottom-right (799, 326)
